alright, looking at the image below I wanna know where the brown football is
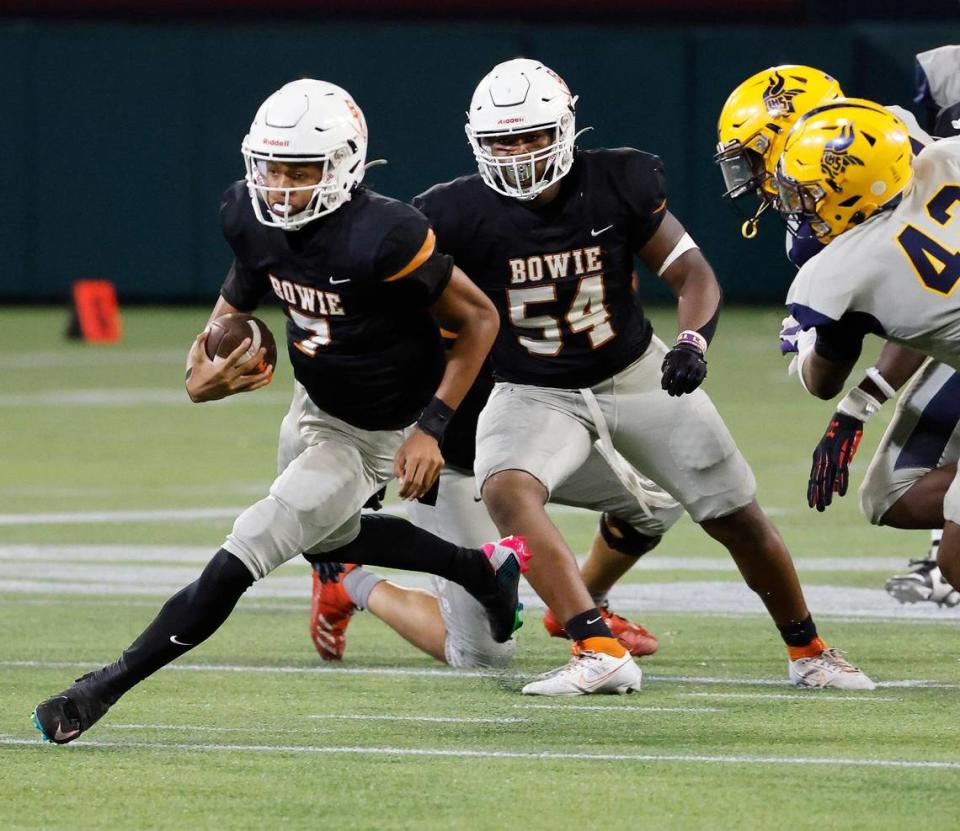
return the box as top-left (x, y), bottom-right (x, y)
top-left (204, 313), bottom-right (278, 373)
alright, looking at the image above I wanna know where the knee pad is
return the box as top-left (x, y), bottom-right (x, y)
top-left (226, 496), bottom-right (305, 580)
top-left (600, 512), bottom-right (662, 558)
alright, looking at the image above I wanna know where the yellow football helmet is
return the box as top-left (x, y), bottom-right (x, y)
top-left (774, 99), bottom-right (913, 242)
top-left (716, 65), bottom-right (843, 233)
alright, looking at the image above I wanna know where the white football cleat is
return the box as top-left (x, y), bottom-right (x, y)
top-left (521, 646), bottom-right (643, 696)
top-left (789, 647), bottom-right (876, 691)
top-left (885, 559), bottom-right (960, 607)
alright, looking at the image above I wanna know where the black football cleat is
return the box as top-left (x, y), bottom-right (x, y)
top-left (474, 536), bottom-right (532, 643)
top-left (32, 668), bottom-right (119, 744)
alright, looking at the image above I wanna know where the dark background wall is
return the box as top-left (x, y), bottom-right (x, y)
top-left (1, 15), bottom-right (957, 303)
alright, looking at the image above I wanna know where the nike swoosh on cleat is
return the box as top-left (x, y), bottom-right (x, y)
top-left (53, 722), bottom-right (80, 742)
top-left (590, 225), bottom-right (613, 237)
top-left (169, 635), bottom-right (194, 646)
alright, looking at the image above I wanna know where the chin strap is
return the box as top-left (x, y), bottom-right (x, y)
top-left (363, 158), bottom-right (388, 171)
top-left (741, 200), bottom-right (770, 240)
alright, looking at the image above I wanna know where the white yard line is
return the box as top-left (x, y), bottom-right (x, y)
top-left (681, 692), bottom-right (900, 702)
top-left (3, 736), bottom-right (957, 769)
top-left (108, 723), bottom-right (301, 733)
top-left (309, 714), bottom-right (525, 724)
top-left (0, 544), bottom-right (910, 572)
top-left (0, 508), bottom-right (244, 526)
top-left (4, 659), bottom-right (957, 689)
top-left (0, 389), bottom-right (290, 407)
top-left (4, 596), bottom-right (954, 627)
top-left (0, 504), bottom-right (586, 526)
top-left (8, 349), bottom-right (185, 369)
top-left (514, 704), bottom-right (722, 713)
top-left (5, 570), bottom-right (960, 621)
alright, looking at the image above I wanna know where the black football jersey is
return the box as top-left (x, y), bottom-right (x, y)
top-left (413, 149), bottom-right (665, 389)
top-left (220, 182), bottom-right (452, 431)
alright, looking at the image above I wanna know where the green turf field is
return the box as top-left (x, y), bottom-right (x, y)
top-left (2, 306), bottom-right (959, 830)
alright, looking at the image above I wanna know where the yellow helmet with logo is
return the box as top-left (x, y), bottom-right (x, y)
top-left (716, 65), bottom-right (844, 204)
top-left (774, 98), bottom-right (913, 242)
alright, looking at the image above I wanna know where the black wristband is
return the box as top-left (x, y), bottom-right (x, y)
top-left (416, 396), bottom-right (455, 441)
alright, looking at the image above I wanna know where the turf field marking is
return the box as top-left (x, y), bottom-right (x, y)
top-left (309, 714), bottom-right (526, 724)
top-left (3, 594), bottom-right (958, 627)
top-left (9, 349), bottom-right (185, 369)
top-left (0, 504), bottom-right (586, 526)
top-left (681, 692), bottom-right (900, 702)
top-left (0, 544), bottom-right (910, 572)
top-left (6, 659), bottom-right (958, 689)
top-left (109, 723), bottom-right (301, 733)
top-left (3, 736), bottom-right (959, 770)
top-left (0, 508), bottom-right (243, 526)
top-left (0, 389), bottom-right (290, 407)
top-left (515, 704), bottom-right (723, 713)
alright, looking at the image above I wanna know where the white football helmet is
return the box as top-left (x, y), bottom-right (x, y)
top-left (241, 79), bottom-right (368, 230)
top-left (466, 58), bottom-right (578, 200)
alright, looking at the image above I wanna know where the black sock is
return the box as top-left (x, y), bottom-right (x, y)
top-left (308, 514), bottom-right (495, 598)
top-left (776, 614), bottom-right (819, 648)
top-left (564, 608), bottom-right (614, 642)
top-left (96, 549), bottom-right (254, 700)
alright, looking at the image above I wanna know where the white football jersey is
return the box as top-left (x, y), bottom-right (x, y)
top-left (786, 137), bottom-right (960, 371)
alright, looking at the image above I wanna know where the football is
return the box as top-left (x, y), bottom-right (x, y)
top-left (204, 313), bottom-right (277, 373)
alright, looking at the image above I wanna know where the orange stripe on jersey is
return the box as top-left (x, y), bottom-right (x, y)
top-left (439, 327), bottom-right (458, 339)
top-left (652, 199), bottom-right (667, 214)
top-left (383, 228), bottom-right (436, 282)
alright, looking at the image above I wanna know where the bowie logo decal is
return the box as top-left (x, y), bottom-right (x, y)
top-left (820, 124), bottom-right (865, 177)
top-left (762, 72), bottom-right (803, 115)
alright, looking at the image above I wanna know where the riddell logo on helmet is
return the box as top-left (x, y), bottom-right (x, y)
top-left (263, 138), bottom-right (290, 147)
top-left (497, 117), bottom-right (526, 125)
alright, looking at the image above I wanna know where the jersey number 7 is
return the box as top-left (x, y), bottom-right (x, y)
top-left (897, 183), bottom-right (960, 297)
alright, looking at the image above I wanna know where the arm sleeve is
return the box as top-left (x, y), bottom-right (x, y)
top-left (813, 311), bottom-right (884, 363)
top-left (219, 258), bottom-right (271, 311)
top-left (622, 152), bottom-right (668, 250)
top-left (375, 215), bottom-right (454, 306)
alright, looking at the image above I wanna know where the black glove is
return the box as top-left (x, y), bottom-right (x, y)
top-left (660, 342), bottom-right (707, 397)
top-left (311, 561), bottom-right (346, 583)
top-left (808, 412), bottom-right (863, 512)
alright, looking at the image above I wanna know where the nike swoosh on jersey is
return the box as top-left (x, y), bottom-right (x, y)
top-left (329, 277), bottom-right (351, 285)
top-left (590, 225), bottom-right (614, 237)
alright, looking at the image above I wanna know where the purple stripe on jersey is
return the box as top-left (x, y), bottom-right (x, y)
top-left (788, 303), bottom-right (837, 329)
top-left (895, 371), bottom-right (960, 471)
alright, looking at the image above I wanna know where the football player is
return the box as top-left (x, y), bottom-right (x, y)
top-left (412, 58), bottom-right (874, 695)
top-left (307, 350), bottom-right (670, 667)
top-left (31, 79), bottom-right (533, 745)
top-left (916, 45), bottom-right (960, 140)
top-left (774, 101), bottom-right (960, 597)
top-left (880, 46), bottom-right (960, 605)
top-left (716, 64), bottom-right (960, 607)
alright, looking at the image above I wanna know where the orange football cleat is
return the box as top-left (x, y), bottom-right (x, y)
top-left (309, 564), bottom-right (358, 661)
top-left (542, 605), bottom-right (658, 657)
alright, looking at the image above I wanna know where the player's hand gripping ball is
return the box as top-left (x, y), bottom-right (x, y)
top-left (204, 313), bottom-right (278, 373)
